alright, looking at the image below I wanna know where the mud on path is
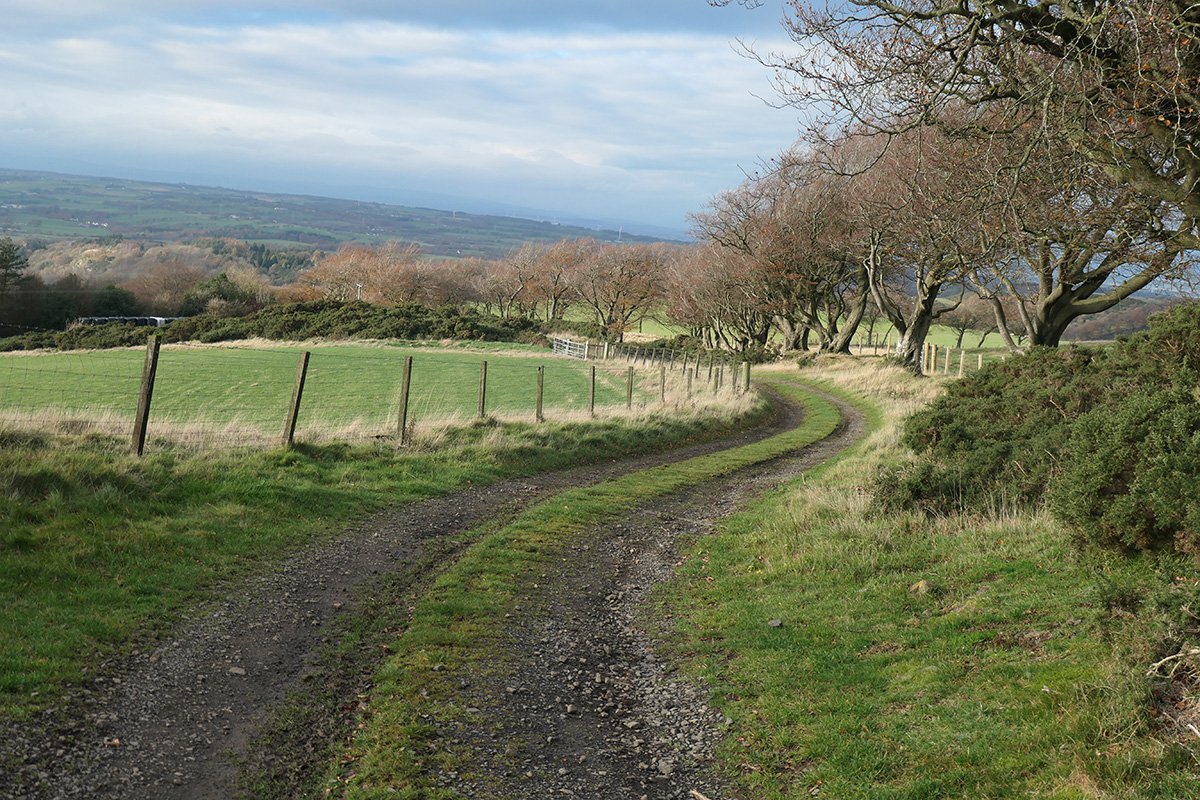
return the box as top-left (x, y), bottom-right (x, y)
top-left (429, 389), bottom-right (865, 799)
top-left (0, 385), bottom-right (851, 800)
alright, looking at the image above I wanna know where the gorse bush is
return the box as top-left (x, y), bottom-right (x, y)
top-left (1048, 387), bottom-right (1200, 555)
top-left (881, 301), bottom-right (1200, 559)
top-left (0, 300), bottom-right (545, 351)
top-left (878, 347), bottom-right (1107, 515)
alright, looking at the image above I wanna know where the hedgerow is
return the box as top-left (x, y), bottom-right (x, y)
top-left (0, 301), bottom-right (547, 351)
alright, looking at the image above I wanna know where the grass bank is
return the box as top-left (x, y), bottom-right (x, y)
top-left (319, 380), bottom-right (842, 798)
top-left (659, 358), bottom-right (1200, 798)
top-left (0, 394), bottom-right (760, 721)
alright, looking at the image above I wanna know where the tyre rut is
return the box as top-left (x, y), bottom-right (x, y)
top-left (420, 385), bottom-right (865, 799)
top-left (1, 387), bottom-right (815, 800)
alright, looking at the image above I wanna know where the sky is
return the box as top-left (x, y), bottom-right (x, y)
top-left (0, 2), bottom-right (803, 236)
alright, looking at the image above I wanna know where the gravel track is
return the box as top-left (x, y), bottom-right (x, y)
top-left (0, 387), bottom-right (833, 800)
top-left (431, 387), bottom-right (865, 799)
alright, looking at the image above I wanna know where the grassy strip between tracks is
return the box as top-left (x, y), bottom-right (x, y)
top-left (320, 378), bottom-right (842, 798)
top-left (656, 358), bottom-right (1200, 799)
top-left (0, 395), bottom-right (764, 721)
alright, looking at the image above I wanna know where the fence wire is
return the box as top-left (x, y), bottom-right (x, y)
top-left (0, 341), bottom-right (740, 452)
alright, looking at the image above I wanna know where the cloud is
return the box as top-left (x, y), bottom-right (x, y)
top-left (0, 7), bottom-right (803, 229)
top-left (4, 1), bottom-right (787, 35)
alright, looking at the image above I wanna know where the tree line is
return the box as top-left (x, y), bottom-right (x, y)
top-left (699, 0), bottom-right (1200, 370)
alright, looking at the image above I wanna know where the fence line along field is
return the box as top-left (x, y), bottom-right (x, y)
top-left (0, 341), bottom-right (653, 450)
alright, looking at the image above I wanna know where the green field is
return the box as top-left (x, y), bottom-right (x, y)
top-left (0, 342), bottom-right (655, 447)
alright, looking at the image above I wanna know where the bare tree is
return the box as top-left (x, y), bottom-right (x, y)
top-left (670, 243), bottom-right (776, 351)
top-left (425, 257), bottom-right (485, 307)
top-left (739, 0), bottom-right (1200, 237)
top-left (571, 243), bottom-right (667, 341)
top-left (297, 244), bottom-right (377, 302)
top-left (691, 152), bottom-right (870, 354)
top-left (839, 127), bottom-right (1001, 368)
top-left (121, 260), bottom-right (208, 314)
top-left (475, 251), bottom-right (534, 319)
top-left (530, 238), bottom-right (595, 321)
top-left (971, 136), bottom-right (1195, 347)
top-left (938, 295), bottom-right (997, 348)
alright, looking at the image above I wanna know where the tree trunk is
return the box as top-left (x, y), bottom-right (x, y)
top-left (893, 280), bottom-right (942, 372)
top-left (984, 296), bottom-right (1022, 352)
top-left (828, 266), bottom-right (870, 354)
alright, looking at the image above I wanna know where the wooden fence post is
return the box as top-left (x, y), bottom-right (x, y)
top-left (660, 364), bottom-right (666, 403)
top-left (589, 365), bottom-right (596, 417)
top-left (396, 355), bottom-right (413, 444)
top-left (686, 368), bottom-right (693, 398)
top-left (978, 353), bottom-right (984, 370)
top-left (958, 349), bottom-right (965, 378)
top-left (477, 360), bottom-right (488, 418)
top-left (584, 341), bottom-right (590, 361)
top-left (536, 365), bottom-right (545, 422)
top-left (707, 354), bottom-right (714, 381)
top-left (131, 334), bottom-right (161, 456)
top-left (744, 361), bottom-right (751, 391)
top-left (626, 366), bottom-right (634, 409)
top-left (282, 350), bottom-right (310, 450)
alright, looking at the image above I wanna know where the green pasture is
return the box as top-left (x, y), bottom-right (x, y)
top-left (0, 343), bottom-right (643, 445)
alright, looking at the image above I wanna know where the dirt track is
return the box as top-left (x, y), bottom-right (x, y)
top-left (429, 387), bottom-right (864, 798)
top-left (0, 383), bottom-right (863, 800)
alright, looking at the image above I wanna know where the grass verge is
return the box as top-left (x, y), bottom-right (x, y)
top-left (318, 379), bottom-right (842, 798)
top-left (0, 396), bottom-right (762, 720)
top-left (658, 357), bottom-right (1200, 798)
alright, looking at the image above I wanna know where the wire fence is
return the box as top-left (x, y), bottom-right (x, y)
top-left (0, 338), bottom-right (752, 453)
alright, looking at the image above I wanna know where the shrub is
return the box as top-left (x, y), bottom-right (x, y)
top-left (882, 301), bottom-right (1200, 560)
top-left (1049, 388), bottom-right (1200, 555)
top-left (0, 300), bottom-right (551, 351)
top-left (884, 347), bottom-right (1107, 512)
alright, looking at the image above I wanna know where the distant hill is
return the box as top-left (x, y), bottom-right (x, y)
top-left (0, 168), bottom-right (671, 258)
